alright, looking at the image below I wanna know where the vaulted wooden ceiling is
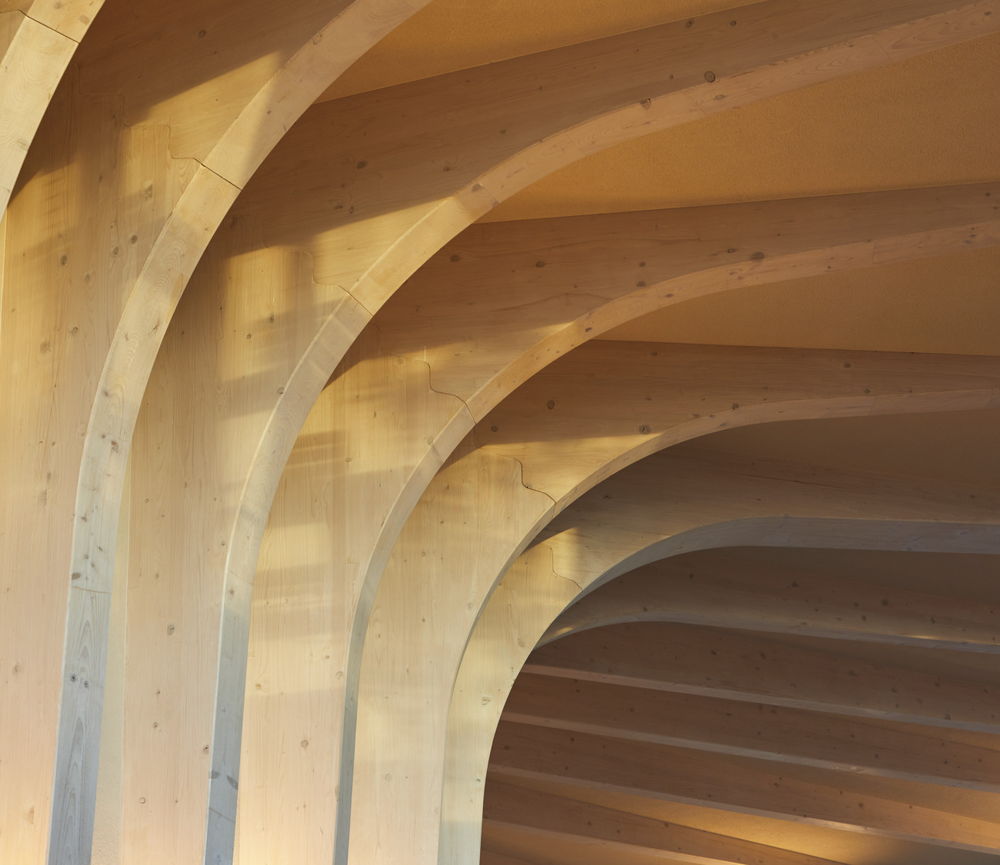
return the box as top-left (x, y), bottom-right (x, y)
top-left (1, 2), bottom-right (998, 865)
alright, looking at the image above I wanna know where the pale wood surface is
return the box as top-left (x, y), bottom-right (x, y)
top-left (543, 549), bottom-right (1000, 652)
top-left (504, 672), bottom-right (1000, 791)
top-left (441, 448), bottom-right (1000, 863)
top-left (0, 2), bottom-right (998, 863)
top-left (0, 1), bottom-right (429, 862)
top-left (116, 7), bottom-right (1000, 862)
top-left (344, 340), bottom-right (1000, 865)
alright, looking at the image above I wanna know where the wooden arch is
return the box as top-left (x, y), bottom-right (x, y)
top-left (1, 1), bottom-right (432, 861)
top-left (0, 0), bottom-right (94, 215)
top-left (487, 548), bottom-right (1000, 859)
top-left (340, 341), bottom-right (1000, 865)
top-left (1, 2), bottom-right (998, 864)
top-left (213, 179), bottom-right (1000, 864)
top-left (444, 448), bottom-right (1000, 863)
top-left (110, 7), bottom-right (1000, 860)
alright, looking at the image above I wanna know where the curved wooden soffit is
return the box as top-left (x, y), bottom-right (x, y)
top-left (134, 6), bottom-right (1000, 853)
top-left (3, 2), bottom-right (988, 862)
top-left (340, 340), bottom-right (1000, 865)
top-left (0, 0), bottom-right (99, 215)
top-left (488, 546), bottom-right (1000, 856)
top-left (443, 449), bottom-right (1000, 863)
top-left (241, 181), bottom-right (998, 864)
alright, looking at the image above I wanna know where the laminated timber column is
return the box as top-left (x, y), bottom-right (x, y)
top-left (343, 342), bottom-right (1000, 865)
top-left (0, 1), bottom-right (429, 863)
top-left (441, 449), bottom-right (1000, 864)
top-left (237, 183), bottom-right (1000, 864)
top-left (139, 3), bottom-right (1000, 850)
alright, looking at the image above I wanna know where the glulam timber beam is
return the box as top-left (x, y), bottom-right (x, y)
top-left (504, 673), bottom-right (1000, 792)
top-left (484, 781), bottom-right (851, 865)
top-left (228, 179), bottom-right (1000, 861)
top-left (441, 448), bottom-right (1000, 863)
top-left (542, 550), bottom-right (1000, 652)
top-left (489, 723), bottom-right (1000, 853)
top-left (306, 182), bottom-right (1000, 658)
top-left (234, 184), bottom-right (1000, 860)
top-left (526, 622), bottom-right (1000, 733)
top-left (0, 1), bottom-right (432, 862)
top-left (476, 342), bottom-right (1000, 498)
top-left (349, 343), bottom-right (1000, 864)
top-left (117, 8), bottom-right (1000, 857)
top-left (482, 778), bottom-right (1000, 865)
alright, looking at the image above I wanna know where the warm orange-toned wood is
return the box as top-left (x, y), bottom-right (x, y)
top-left (0, 8), bottom-right (78, 215)
top-left (485, 781), bottom-right (853, 865)
top-left (527, 622), bottom-right (1000, 732)
top-left (0, 2), bottom-right (430, 862)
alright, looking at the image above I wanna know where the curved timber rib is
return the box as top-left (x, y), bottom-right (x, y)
top-left (342, 341), bottom-right (1000, 865)
top-left (0, 2), bottom-right (431, 862)
top-left (441, 446), bottom-right (1000, 863)
top-left (237, 181), bottom-right (1000, 862)
top-left (543, 548), bottom-right (1000, 652)
top-left (116, 6), bottom-right (1000, 861)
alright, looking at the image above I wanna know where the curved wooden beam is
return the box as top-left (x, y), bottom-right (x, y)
top-left (225, 182), bottom-right (1000, 862)
top-left (490, 721), bottom-right (1000, 853)
top-left (482, 781), bottom-right (978, 865)
top-left (542, 548), bottom-right (1000, 652)
top-left (0, 2), bottom-right (87, 215)
top-left (340, 342), bottom-right (1000, 865)
top-left (485, 781), bottom-right (851, 865)
top-left (528, 622), bottom-right (1000, 733)
top-left (117, 9), bottom-right (1000, 859)
top-left (503, 672), bottom-right (1000, 792)
top-left (440, 447), bottom-right (1000, 863)
top-left (0, 2), bottom-right (431, 862)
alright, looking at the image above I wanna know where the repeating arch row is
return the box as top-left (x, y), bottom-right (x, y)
top-left (1, 1), bottom-right (433, 861)
top-left (1, 2), bottom-right (997, 863)
top-left (121, 20), bottom-right (1000, 861)
top-left (487, 543), bottom-right (1000, 858)
top-left (446, 446), bottom-right (1000, 862)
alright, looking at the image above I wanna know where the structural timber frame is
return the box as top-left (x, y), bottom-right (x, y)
top-left (2, 2), bottom-right (999, 864)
